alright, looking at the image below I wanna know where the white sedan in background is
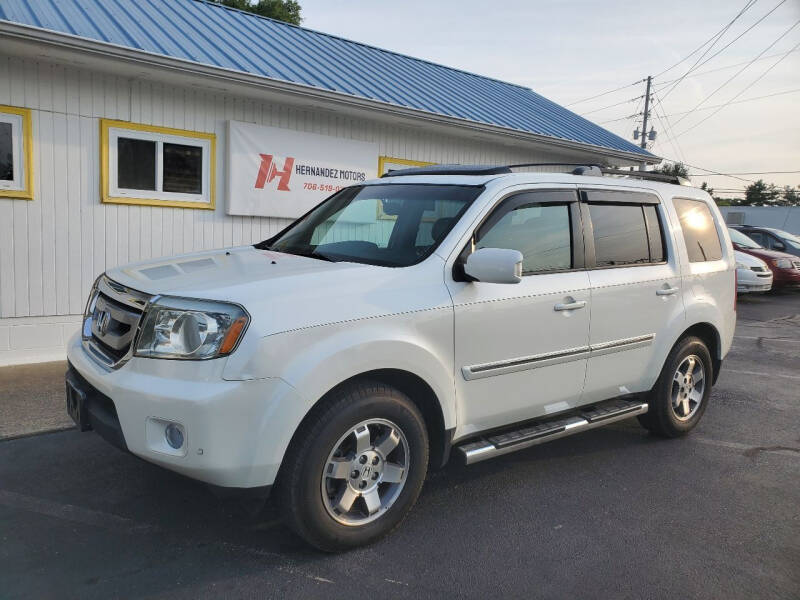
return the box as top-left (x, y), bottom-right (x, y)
top-left (735, 250), bottom-right (773, 293)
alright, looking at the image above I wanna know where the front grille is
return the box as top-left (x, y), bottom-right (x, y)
top-left (83, 276), bottom-right (152, 369)
top-left (793, 260), bottom-right (800, 270)
top-left (751, 266), bottom-right (766, 272)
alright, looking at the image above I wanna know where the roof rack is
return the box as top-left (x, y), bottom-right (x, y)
top-left (382, 163), bottom-right (692, 186)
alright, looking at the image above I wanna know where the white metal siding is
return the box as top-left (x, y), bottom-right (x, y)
top-left (0, 54), bottom-right (574, 321)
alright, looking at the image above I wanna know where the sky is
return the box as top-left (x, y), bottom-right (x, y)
top-left (300, 0), bottom-right (800, 195)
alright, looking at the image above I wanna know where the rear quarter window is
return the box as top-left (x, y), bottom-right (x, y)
top-left (673, 198), bottom-right (723, 262)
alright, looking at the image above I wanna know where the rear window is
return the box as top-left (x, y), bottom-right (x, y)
top-left (674, 198), bottom-right (722, 262)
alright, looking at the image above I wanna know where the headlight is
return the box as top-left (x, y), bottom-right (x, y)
top-left (135, 297), bottom-right (249, 360)
top-left (735, 262), bottom-right (747, 270)
top-left (772, 258), bottom-right (792, 269)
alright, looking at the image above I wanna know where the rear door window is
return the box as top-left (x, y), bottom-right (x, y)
top-left (674, 198), bottom-right (723, 262)
top-left (587, 203), bottom-right (651, 266)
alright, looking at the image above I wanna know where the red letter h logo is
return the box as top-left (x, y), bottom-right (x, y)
top-left (255, 154), bottom-right (294, 191)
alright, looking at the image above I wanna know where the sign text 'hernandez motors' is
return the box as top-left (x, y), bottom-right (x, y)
top-left (227, 121), bottom-right (378, 218)
top-left (254, 155), bottom-right (367, 194)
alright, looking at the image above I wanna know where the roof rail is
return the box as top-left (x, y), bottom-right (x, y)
top-left (599, 167), bottom-right (691, 186)
top-left (380, 164), bottom-right (513, 177)
top-left (381, 163), bottom-right (692, 186)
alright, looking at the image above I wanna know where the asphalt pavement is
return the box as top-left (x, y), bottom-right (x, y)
top-left (1, 292), bottom-right (798, 599)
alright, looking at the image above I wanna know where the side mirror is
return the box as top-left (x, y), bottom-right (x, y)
top-left (773, 241), bottom-right (785, 251)
top-left (464, 248), bottom-right (523, 284)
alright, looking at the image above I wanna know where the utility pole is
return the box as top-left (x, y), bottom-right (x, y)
top-left (639, 75), bottom-right (652, 171)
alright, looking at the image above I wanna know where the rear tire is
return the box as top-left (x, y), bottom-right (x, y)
top-left (638, 336), bottom-right (712, 438)
top-left (276, 380), bottom-right (428, 552)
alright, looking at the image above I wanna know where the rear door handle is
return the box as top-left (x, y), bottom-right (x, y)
top-left (656, 287), bottom-right (679, 296)
top-left (554, 300), bottom-right (587, 311)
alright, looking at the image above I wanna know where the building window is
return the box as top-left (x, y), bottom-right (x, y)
top-left (378, 155), bottom-right (435, 176)
top-left (101, 119), bottom-right (216, 209)
top-left (673, 198), bottom-right (722, 262)
top-left (0, 105), bottom-right (34, 199)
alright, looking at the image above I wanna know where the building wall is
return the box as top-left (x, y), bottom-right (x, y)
top-left (0, 54), bottom-right (586, 365)
top-left (719, 206), bottom-right (799, 235)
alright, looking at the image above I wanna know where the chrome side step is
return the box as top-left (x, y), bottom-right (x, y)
top-left (456, 399), bottom-right (649, 465)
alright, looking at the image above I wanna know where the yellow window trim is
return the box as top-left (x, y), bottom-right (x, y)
top-left (0, 104), bottom-right (34, 200)
top-left (377, 155), bottom-right (435, 177)
top-left (100, 118), bottom-right (216, 210)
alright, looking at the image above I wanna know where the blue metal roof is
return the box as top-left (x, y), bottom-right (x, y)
top-left (0, 0), bottom-right (654, 158)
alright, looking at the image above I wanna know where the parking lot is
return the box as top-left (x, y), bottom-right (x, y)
top-left (1, 292), bottom-right (798, 599)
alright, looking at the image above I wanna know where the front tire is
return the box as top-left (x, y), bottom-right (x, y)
top-left (276, 381), bottom-right (428, 552)
top-left (638, 336), bottom-right (712, 437)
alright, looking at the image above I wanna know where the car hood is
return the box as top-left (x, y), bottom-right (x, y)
top-left (105, 245), bottom-right (449, 336)
top-left (733, 245), bottom-right (797, 262)
top-left (734, 250), bottom-right (767, 268)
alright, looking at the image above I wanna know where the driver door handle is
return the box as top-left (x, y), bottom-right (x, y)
top-left (554, 300), bottom-right (587, 311)
top-left (656, 287), bottom-right (679, 296)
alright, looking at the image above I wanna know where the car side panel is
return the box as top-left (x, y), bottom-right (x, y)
top-left (668, 194), bottom-right (736, 361)
top-left (239, 307), bottom-right (457, 426)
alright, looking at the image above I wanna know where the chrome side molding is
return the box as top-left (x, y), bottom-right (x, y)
top-left (462, 334), bottom-right (655, 380)
top-left (462, 345), bottom-right (590, 381)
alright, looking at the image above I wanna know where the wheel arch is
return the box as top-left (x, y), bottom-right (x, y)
top-left (675, 321), bottom-right (723, 384)
top-left (281, 369), bottom-right (452, 478)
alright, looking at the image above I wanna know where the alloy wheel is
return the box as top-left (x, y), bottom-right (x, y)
top-left (671, 355), bottom-right (705, 421)
top-left (320, 418), bottom-right (409, 526)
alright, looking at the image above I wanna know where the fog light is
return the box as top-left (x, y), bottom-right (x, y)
top-left (165, 423), bottom-right (184, 449)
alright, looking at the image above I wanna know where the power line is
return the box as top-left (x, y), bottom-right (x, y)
top-left (667, 39), bottom-right (800, 140)
top-left (659, 158), bottom-right (757, 183)
top-left (689, 170), bottom-right (800, 175)
top-left (657, 88), bottom-right (800, 118)
top-left (657, 0), bottom-right (788, 102)
top-left (564, 79), bottom-right (646, 107)
top-left (656, 0), bottom-right (760, 101)
top-left (653, 48), bottom-right (800, 87)
top-left (654, 0), bottom-right (758, 78)
top-left (598, 112), bottom-right (642, 125)
top-left (579, 94), bottom-right (644, 116)
top-left (669, 20), bottom-right (800, 129)
top-left (651, 93), bottom-right (686, 163)
top-left (566, 1), bottom-right (789, 119)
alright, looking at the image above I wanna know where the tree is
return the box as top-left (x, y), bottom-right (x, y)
top-left (700, 181), bottom-right (714, 196)
top-left (783, 186), bottom-right (799, 206)
top-left (214, 0), bottom-right (302, 25)
top-left (653, 161), bottom-right (689, 179)
top-left (744, 179), bottom-right (780, 206)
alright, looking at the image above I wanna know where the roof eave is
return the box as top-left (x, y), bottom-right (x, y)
top-left (0, 21), bottom-right (660, 165)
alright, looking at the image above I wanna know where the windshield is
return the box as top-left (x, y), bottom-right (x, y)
top-left (767, 228), bottom-right (800, 249)
top-left (262, 184), bottom-right (483, 267)
top-left (728, 228), bottom-right (762, 249)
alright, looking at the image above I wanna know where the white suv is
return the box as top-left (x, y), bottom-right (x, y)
top-left (66, 165), bottom-right (736, 551)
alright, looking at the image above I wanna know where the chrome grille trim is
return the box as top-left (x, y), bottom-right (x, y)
top-left (82, 275), bottom-right (153, 370)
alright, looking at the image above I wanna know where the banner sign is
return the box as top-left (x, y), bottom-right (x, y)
top-left (227, 121), bottom-right (379, 218)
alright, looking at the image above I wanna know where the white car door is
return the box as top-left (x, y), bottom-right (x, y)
top-left (446, 187), bottom-right (591, 437)
top-left (579, 188), bottom-right (685, 403)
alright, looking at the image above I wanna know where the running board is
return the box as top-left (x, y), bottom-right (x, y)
top-left (456, 399), bottom-right (649, 465)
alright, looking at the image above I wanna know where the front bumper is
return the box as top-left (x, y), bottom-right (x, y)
top-left (771, 267), bottom-right (800, 288)
top-left (736, 268), bottom-right (772, 293)
top-left (66, 333), bottom-right (309, 488)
